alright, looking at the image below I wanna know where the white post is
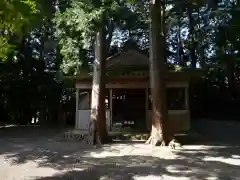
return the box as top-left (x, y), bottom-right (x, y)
top-left (75, 88), bottom-right (79, 129)
top-left (109, 88), bottom-right (113, 131)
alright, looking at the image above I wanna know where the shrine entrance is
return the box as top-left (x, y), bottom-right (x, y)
top-left (112, 88), bottom-right (146, 131)
top-left (75, 48), bottom-right (199, 134)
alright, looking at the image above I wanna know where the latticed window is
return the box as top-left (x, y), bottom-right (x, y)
top-left (78, 90), bottom-right (91, 110)
top-left (78, 89), bottom-right (109, 110)
top-left (167, 88), bottom-right (186, 110)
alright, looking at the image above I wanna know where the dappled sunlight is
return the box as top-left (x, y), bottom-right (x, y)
top-left (0, 159), bottom-right (61, 180)
top-left (232, 154), bottom-right (240, 159)
top-left (132, 175), bottom-right (169, 180)
top-left (203, 156), bottom-right (240, 166)
top-left (86, 151), bottom-right (122, 158)
top-left (32, 151), bottom-right (240, 179)
top-left (166, 164), bottom-right (193, 173)
top-left (179, 145), bottom-right (240, 159)
top-left (2, 142), bottom-right (240, 179)
top-left (0, 127), bottom-right (240, 179)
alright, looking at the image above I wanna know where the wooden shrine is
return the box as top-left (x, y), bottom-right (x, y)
top-left (75, 49), bottom-right (200, 133)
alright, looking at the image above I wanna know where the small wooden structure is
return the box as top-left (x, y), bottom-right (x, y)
top-left (75, 49), bottom-right (198, 134)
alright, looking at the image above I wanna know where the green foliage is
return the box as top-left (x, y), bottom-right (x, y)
top-left (0, 0), bottom-right (37, 60)
top-left (0, 23), bottom-right (76, 125)
top-left (54, 0), bottom-right (145, 74)
top-left (0, 38), bottom-right (15, 60)
top-left (3, 0), bottom-right (240, 125)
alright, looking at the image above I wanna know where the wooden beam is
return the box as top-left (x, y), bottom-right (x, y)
top-left (75, 88), bottom-right (79, 129)
top-left (185, 87), bottom-right (189, 110)
top-left (145, 88), bottom-right (149, 131)
top-left (76, 82), bottom-right (189, 89)
top-left (109, 88), bottom-right (113, 131)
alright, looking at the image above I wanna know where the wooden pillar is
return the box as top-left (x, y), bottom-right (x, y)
top-left (109, 88), bottom-right (113, 131)
top-left (145, 88), bottom-right (149, 131)
top-left (75, 88), bottom-right (79, 129)
top-left (185, 87), bottom-right (189, 110)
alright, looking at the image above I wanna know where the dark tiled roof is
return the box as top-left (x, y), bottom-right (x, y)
top-left (106, 49), bottom-right (149, 69)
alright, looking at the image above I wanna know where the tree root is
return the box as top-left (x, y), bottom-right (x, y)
top-left (168, 139), bottom-right (182, 149)
top-left (87, 131), bottom-right (112, 147)
top-left (145, 135), bottom-right (182, 149)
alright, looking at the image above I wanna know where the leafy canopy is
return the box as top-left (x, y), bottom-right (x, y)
top-left (54, 0), bottom-right (142, 74)
top-left (0, 0), bottom-right (37, 60)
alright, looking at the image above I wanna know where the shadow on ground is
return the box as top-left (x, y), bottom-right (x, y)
top-left (0, 123), bottom-right (240, 179)
top-left (32, 147), bottom-right (240, 180)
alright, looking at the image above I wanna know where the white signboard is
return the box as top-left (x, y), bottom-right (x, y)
top-left (76, 110), bottom-right (91, 133)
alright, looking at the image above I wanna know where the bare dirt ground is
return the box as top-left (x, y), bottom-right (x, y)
top-left (0, 120), bottom-right (240, 180)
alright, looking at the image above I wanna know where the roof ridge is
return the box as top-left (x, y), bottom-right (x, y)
top-left (106, 49), bottom-right (149, 69)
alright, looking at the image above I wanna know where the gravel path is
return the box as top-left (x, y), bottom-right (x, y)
top-left (0, 122), bottom-right (239, 180)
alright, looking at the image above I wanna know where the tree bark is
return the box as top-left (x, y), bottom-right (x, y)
top-left (187, 8), bottom-right (197, 69)
top-left (197, 7), bottom-right (205, 69)
top-left (177, 17), bottom-right (186, 67)
top-left (146, 0), bottom-right (175, 147)
top-left (89, 24), bottom-right (109, 145)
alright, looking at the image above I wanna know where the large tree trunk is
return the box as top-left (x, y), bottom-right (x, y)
top-left (225, 55), bottom-right (236, 99)
top-left (197, 7), bottom-right (205, 69)
top-left (89, 25), bottom-right (109, 145)
top-left (177, 18), bottom-right (186, 67)
top-left (146, 0), bottom-right (175, 147)
top-left (187, 8), bottom-right (197, 69)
